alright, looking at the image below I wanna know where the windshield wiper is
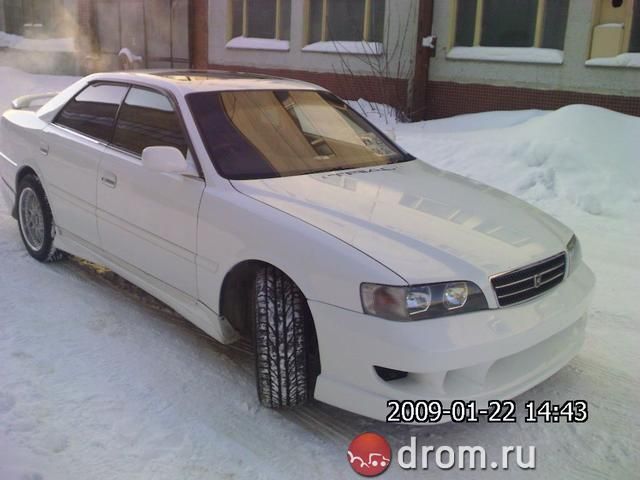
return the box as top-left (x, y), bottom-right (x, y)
top-left (311, 165), bottom-right (365, 175)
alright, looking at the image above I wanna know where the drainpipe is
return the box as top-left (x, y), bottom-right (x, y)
top-left (410, 0), bottom-right (435, 121)
top-left (189, 0), bottom-right (209, 69)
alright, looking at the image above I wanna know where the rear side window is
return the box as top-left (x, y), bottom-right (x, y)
top-left (55, 84), bottom-right (128, 142)
top-left (112, 87), bottom-right (188, 156)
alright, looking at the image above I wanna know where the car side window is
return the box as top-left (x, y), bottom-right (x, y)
top-left (111, 87), bottom-right (189, 157)
top-left (55, 84), bottom-right (128, 142)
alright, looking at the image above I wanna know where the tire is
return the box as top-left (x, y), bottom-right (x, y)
top-left (16, 174), bottom-right (66, 263)
top-left (254, 265), bottom-right (319, 408)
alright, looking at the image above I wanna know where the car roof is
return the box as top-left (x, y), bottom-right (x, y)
top-left (84, 69), bottom-right (326, 95)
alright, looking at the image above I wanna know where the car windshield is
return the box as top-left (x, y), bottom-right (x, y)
top-left (187, 90), bottom-right (412, 180)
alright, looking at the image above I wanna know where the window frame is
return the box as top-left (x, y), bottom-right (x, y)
top-left (228, 0), bottom-right (290, 41)
top-left (111, 86), bottom-right (189, 160)
top-left (589, 0), bottom-right (640, 55)
top-left (52, 81), bottom-right (130, 145)
top-left (631, 0), bottom-right (640, 53)
top-left (52, 81), bottom-right (204, 178)
top-left (450, 0), bottom-right (563, 49)
top-left (22, 0), bottom-right (61, 35)
top-left (305, 0), bottom-right (384, 44)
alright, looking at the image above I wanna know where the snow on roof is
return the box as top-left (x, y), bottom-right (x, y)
top-left (302, 40), bottom-right (383, 55)
top-left (225, 37), bottom-right (290, 51)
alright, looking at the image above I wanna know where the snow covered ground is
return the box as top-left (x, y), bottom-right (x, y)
top-left (0, 32), bottom-right (75, 52)
top-left (1, 67), bottom-right (639, 479)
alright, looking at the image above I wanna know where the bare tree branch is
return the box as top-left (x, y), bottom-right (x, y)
top-left (328, 1), bottom-right (417, 123)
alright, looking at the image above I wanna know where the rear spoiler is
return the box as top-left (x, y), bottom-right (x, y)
top-left (11, 92), bottom-right (58, 110)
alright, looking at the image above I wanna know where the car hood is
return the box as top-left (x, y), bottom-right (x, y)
top-left (231, 160), bottom-right (572, 286)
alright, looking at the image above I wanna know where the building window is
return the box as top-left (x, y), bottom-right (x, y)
top-left (453, 0), bottom-right (569, 49)
top-left (23, 0), bottom-right (51, 27)
top-left (631, 0), bottom-right (640, 52)
top-left (588, 0), bottom-right (640, 60)
top-left (3, 0), bottom-right (63, 36)
top-left (307, 0), bottom-right (386, 44)
top-left (229, 0), bottom-right (291, 40)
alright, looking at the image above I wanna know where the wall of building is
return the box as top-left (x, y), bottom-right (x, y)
top-left (62, 0), bottom-right (79, 21)
top-left (208, 0), bottom-right (419, 77)
top-left (424, 81), bottom-right (640, 119)
top-left (203, 61), bottom-right (409, 111)
top-left (202, 0), bottom-right (417, 109)
top-left (0, 0), bottom-right (82, 75)
top-left (1, 0), bottom-right (79, 37)
top-left (428, 0), bottom-right (640, 97)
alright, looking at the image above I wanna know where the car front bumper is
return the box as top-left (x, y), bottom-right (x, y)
top-left (310, 261), bottom-right (595, 422)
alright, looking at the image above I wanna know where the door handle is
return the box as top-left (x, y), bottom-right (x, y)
top-left (101, 172), bottom-right (117, 188)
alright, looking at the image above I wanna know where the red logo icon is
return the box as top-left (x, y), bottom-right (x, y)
top-left (347, 432), bottom-right (391, 477)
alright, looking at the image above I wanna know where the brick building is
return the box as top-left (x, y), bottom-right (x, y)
top-left (0, 0), bottom-right (78, 37)
top-left (0, 0), bottom-right (81, 73)
top-left (5, 0), bottom-right (640, 119)
top-left (426, 0), bottom-right (640, 118)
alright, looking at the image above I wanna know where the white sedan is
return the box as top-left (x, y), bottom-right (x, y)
top-left (0, 71), bottom-right (594, 421)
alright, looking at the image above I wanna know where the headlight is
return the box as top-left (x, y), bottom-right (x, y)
top-left (361, 281), bottom-right (488, 321)
top-left (566, 234), bottom-right (582, 276)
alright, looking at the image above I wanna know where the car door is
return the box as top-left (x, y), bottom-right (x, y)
top-left (96, 86), bottom-right (204, 297)
top-left (42, 83), bottom-right (129, 245)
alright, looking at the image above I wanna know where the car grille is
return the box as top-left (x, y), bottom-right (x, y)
top-left (491, 253), bottom-right (566, 307)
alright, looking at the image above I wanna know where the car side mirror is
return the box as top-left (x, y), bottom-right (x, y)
top-left (141, 146), bottom-right (188, 174)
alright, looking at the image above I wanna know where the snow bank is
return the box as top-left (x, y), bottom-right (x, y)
top-left (509, 105), bottom-right (640, 215)
top-left (347, 99), bottom-right (400, 139)
top-left (397, 105), bottom-right (640, 218)
top-left (414, 109), bottom-right (547, 133)
top-left (348, 100), bottom-right (547, 135)
top-left (0, 432), bottom-right (63, 480)
top-left (348, 98), bottom-right (397, 120)
top-left (0, 31), bottom-right (74, 52)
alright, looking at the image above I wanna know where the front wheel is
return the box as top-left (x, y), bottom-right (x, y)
top-left (17, 174), bottom-right (65, 262)
top-left (254, 265), bottom-right (319, 408)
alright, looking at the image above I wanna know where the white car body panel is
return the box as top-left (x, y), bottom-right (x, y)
top-left (195, 184), bottom-right (404, 315)
top-left (311, 261), bottom-right (594, 421)
top-left (53, 227), bottom-right (239, 343)
top-left (0, 70), bottom-right (595, 422)
top-left (97, 146), bottom-right (204, 297)
top-left (41, 124), bottom-right (104, 245)
top-left (231, 160), bottom-right (573, 293)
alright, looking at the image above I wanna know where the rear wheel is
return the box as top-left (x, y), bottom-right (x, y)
top-left (17, 174), bottom-right (65, 262)
top-left (253, 265), bottom-right (319, 408)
